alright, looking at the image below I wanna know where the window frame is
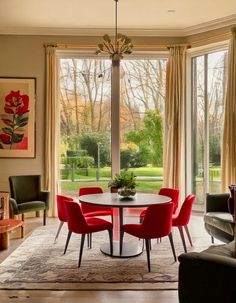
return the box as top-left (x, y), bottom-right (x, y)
top-left (185, 40), bottom-right (229, 210)
top-left (57, 49), bottom-right (169, 185)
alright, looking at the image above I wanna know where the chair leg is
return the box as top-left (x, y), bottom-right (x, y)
top-left (43, 210), bottom-right (47, 226)
top-left (120, 230), bottom-right (124, 255)
top-left (87, 234), bottom-right (90, 248)
top-left (142, 238), bottom-right (144, 251)
top-left (184, 225), bottom-right (193, 246)
top-left (64, 231), bottom-right (72, 254)
top-left (54, 221), bottom-right (64, 243)
top-left (78, 234), bottom-right (86, 267)
top-left (20, 225), bottom-right (24, 238)
top-left (87, 234), bottom-right (92, 249)
top-left (145, 239), bottom-right (151, 272)
top-left (211, 236), bottom-right (214, 244)
top-left (21, 213), bottom-right (25, 221)
top-left (108, 229), bottom-right (113, 256)
top-left (139, 216), bottom-right (145, 250)
top-left (111, 214), bottom-right (113, 225)
top-left (178, 226), bottom-right (187, 253)
top-left (168, 232), bottom-right (177, 262)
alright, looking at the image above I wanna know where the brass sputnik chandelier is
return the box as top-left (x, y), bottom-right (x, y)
top-left (96, 0), bottom-right (133, 61)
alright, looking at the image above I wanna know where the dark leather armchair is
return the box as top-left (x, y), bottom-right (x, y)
top-left (9, 175), bottom-right (50, 225)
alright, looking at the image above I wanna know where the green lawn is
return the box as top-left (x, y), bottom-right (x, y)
top-left (61, 166), bottom-right (164, 181)
top-left (60, 180), bottom-right (163, 197)
top-left (60, 166), bottom-right (164, 196)
top-left (60, 165), bottom-right (221, 198)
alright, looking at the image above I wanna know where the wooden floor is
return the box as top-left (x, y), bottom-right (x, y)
top-left (0, 213), bottom-right (212, 303)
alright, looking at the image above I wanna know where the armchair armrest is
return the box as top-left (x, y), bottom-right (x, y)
top-left (206, 193), bottom-right (230, 213)
top-left (178, 250), bottom-right (236, 303)
top-left (9, 198), bottom-right (19, 215)
top-left (39, 191), bottom-right (50, 210)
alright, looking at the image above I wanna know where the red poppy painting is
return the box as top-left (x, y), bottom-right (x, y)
top-left (0, 78), bottom-right (35, 158)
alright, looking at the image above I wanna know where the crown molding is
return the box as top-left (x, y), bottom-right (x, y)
top-left (0, 14), bottom-right (235, 37)
top-left (182, 13), bottom-right (236, 36)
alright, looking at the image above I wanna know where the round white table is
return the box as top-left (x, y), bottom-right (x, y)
top-left (79, 193), bottom-right (171, 258)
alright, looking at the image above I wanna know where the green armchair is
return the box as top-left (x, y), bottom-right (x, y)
top-left (9, 175), bottom-right (50, 225)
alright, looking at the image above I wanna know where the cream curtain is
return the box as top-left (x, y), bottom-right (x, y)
top-left (221, 28), bottom-right (236, 191)
top-left (44, 45), bottom-right (59, 217)
top-left (163, 46), bottom-right (186, 190)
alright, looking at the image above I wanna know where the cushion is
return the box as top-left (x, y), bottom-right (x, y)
top-left (17, 201), bottom-right (47, 213)
top-left (204, 212), bottom-right (234, 236)
top-left (201, 241), bottom-right (235, 258)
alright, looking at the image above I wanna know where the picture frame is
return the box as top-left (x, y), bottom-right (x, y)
top-left (0, 77), bottom-right (36, 158)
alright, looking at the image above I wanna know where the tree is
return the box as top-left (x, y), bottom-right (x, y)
top-left (79, 132), bottom-right (111, 167)
top-left (59, 58), bottom-right (167, 170)
top-left (125, 109), bottom-right (163, 166)
top-left (59, 58), bottom-right (111, 150)
top-left (120, 148), bottom-right (148, 169)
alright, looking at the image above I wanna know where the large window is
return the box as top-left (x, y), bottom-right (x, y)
top-left (192, 49), bottom-right (227, 209)
top-left (59, 55), bottom-right (167, 197)
top-left (120, 59), bottom-right (166, 192)
top-left (59, 58), bottom-right (112, 196)
top-left (58, 47), bottom-right (228, 204)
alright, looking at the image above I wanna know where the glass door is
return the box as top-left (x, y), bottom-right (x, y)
top-left (192, 49), bottom-right (227, 210)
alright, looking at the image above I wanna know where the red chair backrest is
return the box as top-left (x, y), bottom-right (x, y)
top-left (142, 202), bottom-right (174, 238)
top-left (159, 187), bottom-right (180, 214)
top-left (174, 194), bottom-right (196, 226)
top-left (64, 200), bottom-right (88, 233)
top-left (78, 187), bottom-right (109, 214)
top-left (56, 195), bottom-right (73, 222)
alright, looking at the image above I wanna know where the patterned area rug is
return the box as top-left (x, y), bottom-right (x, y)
top-left (0, 224), bottom-right (209, 290)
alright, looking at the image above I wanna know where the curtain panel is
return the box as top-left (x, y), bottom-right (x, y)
top-left (44, 45), bottom-right (59, 217)
top-left (163, 46), bottom-right (186, 192)
top-left (221, 28), bottom-right (236, 191)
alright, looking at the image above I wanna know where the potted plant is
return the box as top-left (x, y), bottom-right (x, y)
top-left (108, 171), bottom-right (137, 198)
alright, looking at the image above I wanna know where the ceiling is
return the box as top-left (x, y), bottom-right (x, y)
top-left (0, 0), bottom-right (236, 36)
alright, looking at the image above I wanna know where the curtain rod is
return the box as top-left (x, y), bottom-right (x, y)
top-left (44, 31), bottom-right (232, 50)
top-left (45, 43), bottom-right (190, 50)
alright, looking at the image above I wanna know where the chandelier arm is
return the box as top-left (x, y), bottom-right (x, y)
top-left (103, 41), bottom-right (113, 53)
top-left (119, 39), bottom-right (126, 49)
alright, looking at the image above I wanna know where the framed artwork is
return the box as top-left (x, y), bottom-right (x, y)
top-left (0, 77), bottom-right (36, 158)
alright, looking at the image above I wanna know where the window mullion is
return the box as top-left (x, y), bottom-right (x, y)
top-left (111, 60), bottom-right (120, 177)
top-left (204, 55), bottom-right (209, 195)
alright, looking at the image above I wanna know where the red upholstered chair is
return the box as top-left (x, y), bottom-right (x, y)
top-left (139, 187), bottom-right (180, 221)
top-left (172, 194), bottom-right (196, 253)
top-left (64, 200), bottom-right (113, 267)
top-left (79, 187), bottom-right (113, 248)
top-left (122, 202), bottom-right (176, 272)
top-left (79, 187), bottom-right (113, 219)
top-left (54, 195), bottom-right (73, 243)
